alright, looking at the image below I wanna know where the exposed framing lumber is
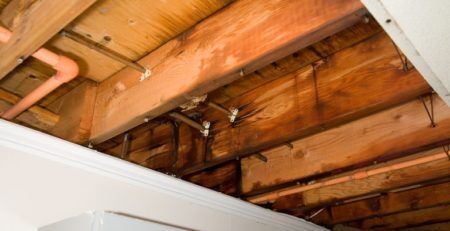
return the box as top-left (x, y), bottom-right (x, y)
top-left (250, 147), bottom-right (450, 209)
top-left (0, 0), bottom-right (97, 79)
top-left (91, 0), bottom-right (367, 143)
top-left (179, 32), bottom-right (429, 176)
top-left (49, 81), bottom-right (97, 144)
top-left (312, 181), bottom-right (450, 225)
top-left (100, 20), bottom-right (385, 171)
top-left (241, 96), bottom-right (450, 194)
top-left (349, 204), bottom-right (450, 230)
top-left (0, 88), bottom-right (58, 130)
top-left (401, 222), bottom-right (450, 231)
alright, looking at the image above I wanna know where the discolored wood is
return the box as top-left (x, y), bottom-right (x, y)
top-left (90, 0), bottom-right (367, 143)
top-left (0, 0), bottom-right (98, 79)
top-left (301, 150), bottom-right (450, 207)
top-left (400, 222), bottom-right (450, 231)
top-left (70, 0), bottom-right (234, 63)
top-left (311, 182), bottom-right (450, 225)
top-left (207, 18), bottom-right (382, 104)
top-left (181, 32), bottom-right (429, 177)
top-left (350, 204), bottom-right (450, 230)
top-left (78, 16), bottom-right (382, 161)
top-left (242, 95), bottom-right (450, 194)
top-left (256, 148), bottom-right (450, 216)
top-left (49, 81), bottom-right (97, 144)
top-left (0, 88), bottom-right (58, 130)
top-left (186, 162), bottom-right (238, 195)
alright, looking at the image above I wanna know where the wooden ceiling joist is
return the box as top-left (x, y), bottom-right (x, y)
top-left (0, 0), bottom-right (97, 79)
top-left (312, 181), bottom-right (450, 225)
top-left (182, 32), bottom-right (429, 176)
top-left (0, 88), bottom-right (58, 130)
top-left (99, 19), bottom-right (384, 169)
top-left (241, 95), bottom-right (450, 195)
top-left (350, 204), bottom-right (450, 230)
top-left (90, 0), bottom-right (367, 143)
top-left (256, 147), bottom-right (450, 212)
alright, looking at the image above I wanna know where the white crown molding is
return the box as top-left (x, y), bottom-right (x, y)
top-left (0, 120), bottom-right (325, 231)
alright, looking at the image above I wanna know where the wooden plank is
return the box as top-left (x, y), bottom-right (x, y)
top-left (302, 149), bottom-right (450, 207)
top-left (350, 204), bottom-right (450, 230)
top-left (69, 0), bottom-right (234, 62)
top-left (91, 0), bottom-right (367, 143)
top-left (312, 182), bottom-right (450, 225)
top-left (207, 18), bottom-right (382, 104)
top-left (101, 20), bottom-right (384, 169)
top-left (187, 162), bottom-right (238, 195)
top-left (259, 148), bottom-right (450, 213)
top-left (49, 81), bottom-right (97, 144)
top-left (0, 88), bottom-right (59, 131)
top-left (181, 32), bottom-right (429, 176)
top-left (241, 95), bottom-right (450, 194)
top-left (0, 0), bottom-right (97, 79)
top-left (400, 222), bottom-right (450, 231)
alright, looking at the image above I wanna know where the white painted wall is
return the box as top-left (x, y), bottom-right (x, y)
top-left (0, 121), bottom-right (325, 231)
top-left (362, 0), bottom-right (450, 105)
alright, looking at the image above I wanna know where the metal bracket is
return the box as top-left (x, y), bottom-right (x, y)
top-left (169, 112), bottom-right (210, 137)
top-left (206, 101), bottom-right (239, 123)
top-left (420, 94), bottom-right (436, 127)
top-left (201, 121), bottom-right (211, 137)
top-left (229, 107), bottom-right (239, 123)
top-left (444, 145), bottom-right (450, 160)
top-left (120, 133), bottom-right (131, 159)
top-left (139, 68), bottom-right (152, 82)
top-left (254, 152), bottom-right (268, 162)
top-left (391, 40), bottom-right (410, 72)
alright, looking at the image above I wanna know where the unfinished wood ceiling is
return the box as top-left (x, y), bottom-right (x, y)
top-left (0, 0), bottom-right (232, 130)
top-left (1, 1), bottom-right (450, 230)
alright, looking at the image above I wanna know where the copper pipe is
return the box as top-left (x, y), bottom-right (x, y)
top-left (0, 26), bottom-right (79, 120)
top-left (248, 151), bottom-right (449, 204)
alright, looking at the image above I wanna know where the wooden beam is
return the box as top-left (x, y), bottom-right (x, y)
top-left (207, 18), bottom-right (382, 104)
top-left (180, 32), bottom-right (429, 176)
top-left (101, 20), bottom-right (384, 170)
top-left (0, 88), bottom-right (58, 131)
top-left (91, 0), bottom-right (367, 143)
top-left (400, 222), bottom-right (450, 231)
top-left (187, 162), bottom-right (238, 195)
top-left (49, 81), bottom-right (97, 144)
top-left (253, 148), bottom-right (450, 210)
top-left (0, 0), bottom-right (97, 79)
top-left (241, 95), bottom-right (450, 194)
top-left (349, 204), bottom-right (450, 230)
top-left (312, 181), bottom-right (450, 225)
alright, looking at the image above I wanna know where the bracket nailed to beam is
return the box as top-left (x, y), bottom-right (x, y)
top-left (254, 153), bottom-right (268, 163)
top-left (169, 112), bottom-right (210, 137)
top-left (120, 133), bottom-right (131, 159)
top-left (420, 94), bottom-right (436, 127)
top-left (60, 30), bottom-right (151, 80)
top-left (206, 101), bottom-right (239, 123)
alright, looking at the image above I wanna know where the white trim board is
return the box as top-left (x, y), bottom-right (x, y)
top-left (0, 120), bottom-right (325, 231)
top-left (362, 0), bottom-right (450, 106)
